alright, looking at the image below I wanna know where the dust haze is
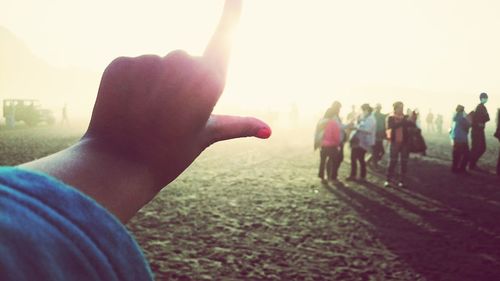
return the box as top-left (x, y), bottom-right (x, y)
top-left (1, 0), bottom-right (499, 136)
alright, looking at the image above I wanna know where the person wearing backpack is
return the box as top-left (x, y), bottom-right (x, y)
top-left (450, 105), bottom-right (471, 174)
top-left (384, 101), bottom-right (417, 188)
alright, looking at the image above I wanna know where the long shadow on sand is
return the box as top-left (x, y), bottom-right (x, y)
top-left (323, 163), bottom-right (500, 281)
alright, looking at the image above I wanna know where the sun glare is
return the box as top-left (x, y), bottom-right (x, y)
top-left (0, 0), bottom-right (499, 123)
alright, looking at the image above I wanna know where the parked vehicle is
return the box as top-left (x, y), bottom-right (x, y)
top-left (3, 99), bottom-right (55, 127)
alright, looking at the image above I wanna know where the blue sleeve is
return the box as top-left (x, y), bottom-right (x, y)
top-left (0, 167), bottom-right (153, 281)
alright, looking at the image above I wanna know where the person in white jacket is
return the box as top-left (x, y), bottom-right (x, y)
top-left (346, 104), bottom-right (376, 182)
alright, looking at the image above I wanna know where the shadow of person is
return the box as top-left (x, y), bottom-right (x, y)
top-left (321, 177), bottom-right (500, 281)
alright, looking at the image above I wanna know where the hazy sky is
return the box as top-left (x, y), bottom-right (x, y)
top-left (1, 0), bottom-right (499, 120)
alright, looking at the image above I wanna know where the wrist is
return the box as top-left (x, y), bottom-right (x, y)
top-left (20, 137), bottom-right (161, 223)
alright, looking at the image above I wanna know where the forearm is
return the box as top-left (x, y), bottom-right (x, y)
top-left (19, 137), bottom-right (160, 223)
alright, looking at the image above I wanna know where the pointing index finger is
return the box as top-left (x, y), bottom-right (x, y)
top-left (203, 0), bottom-right (243, 77)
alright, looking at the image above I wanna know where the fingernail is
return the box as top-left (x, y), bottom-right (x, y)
top-left (256, 127), bottom-right (272, 139)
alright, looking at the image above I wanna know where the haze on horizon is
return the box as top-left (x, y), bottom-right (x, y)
top-left (1, 0), bottom-right (499, 128)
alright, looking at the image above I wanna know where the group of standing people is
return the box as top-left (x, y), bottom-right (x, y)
top-left (316, 92), bottom-right (499, 190)
top-left (315, 100), bottom-right (422, 188)
top-left (450, 92), bottom-right (500, 176)
top-left (425, 110), bottom-right (444, 134)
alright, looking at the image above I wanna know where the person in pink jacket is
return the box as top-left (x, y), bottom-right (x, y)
top-left (317, 103), bottom-right (343, 182)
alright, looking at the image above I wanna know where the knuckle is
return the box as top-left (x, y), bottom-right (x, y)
top-left (200, 69), bottom-right (225, 95)
top-left (109, 56), bottom-right (133, 69)
top-left (103, 56), bottom-right (134, 77)
top-left (163, 49), bottom-right (190, 63)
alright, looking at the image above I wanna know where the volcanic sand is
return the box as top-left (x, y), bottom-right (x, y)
top-left (1, 127), bottom-right (499, 280)
top-left (128, 132), bottom-right (500, 281)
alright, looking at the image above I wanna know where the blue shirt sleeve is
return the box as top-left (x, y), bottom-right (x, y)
top-left (0, 167), bottom-right (153, 281)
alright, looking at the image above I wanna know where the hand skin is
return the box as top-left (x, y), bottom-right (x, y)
top-left (20, 0), bottom-right (271, 223)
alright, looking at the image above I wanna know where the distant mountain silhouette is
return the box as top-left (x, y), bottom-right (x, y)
top-left (0, 26), bottom-right (99, 116)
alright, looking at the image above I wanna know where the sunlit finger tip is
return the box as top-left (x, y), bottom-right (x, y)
top-left (256, 127), bottom-right (272, 139)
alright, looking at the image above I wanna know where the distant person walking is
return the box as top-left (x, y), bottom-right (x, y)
top-left (435, 114), bottom-right (444, 134)
top-left (449, 105), bottom-right (471, 174)
top-left (315, 104), bottom-right (342, 182)
top-left (426, 109), bottom-right (435, 133)
top-left (385, 101), bottom-right (417, 188)
top-left (346, 104), bottom-right (376, 182)
top-left (469, 92), bottom-right (490, 171)
top-left (346, 105), bottom-right (358, 124)
top-left (61, 103), bottom-right (69, 125)
top-left (370, 103), bottom-right (387, 167)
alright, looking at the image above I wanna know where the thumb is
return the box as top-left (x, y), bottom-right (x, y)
top-left (203, 114), bottom-right (272, 147)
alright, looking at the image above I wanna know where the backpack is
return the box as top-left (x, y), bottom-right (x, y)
top-left (407, 127), bottom-right (427, 155)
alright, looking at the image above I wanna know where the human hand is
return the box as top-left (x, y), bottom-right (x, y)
top-left (85, 0), bottom-right (271, 188)
top-left (19, 0), bottom-right (271, 222)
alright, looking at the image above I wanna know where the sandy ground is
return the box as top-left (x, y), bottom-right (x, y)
top-left (1, 127), bottom-right (499, 280)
